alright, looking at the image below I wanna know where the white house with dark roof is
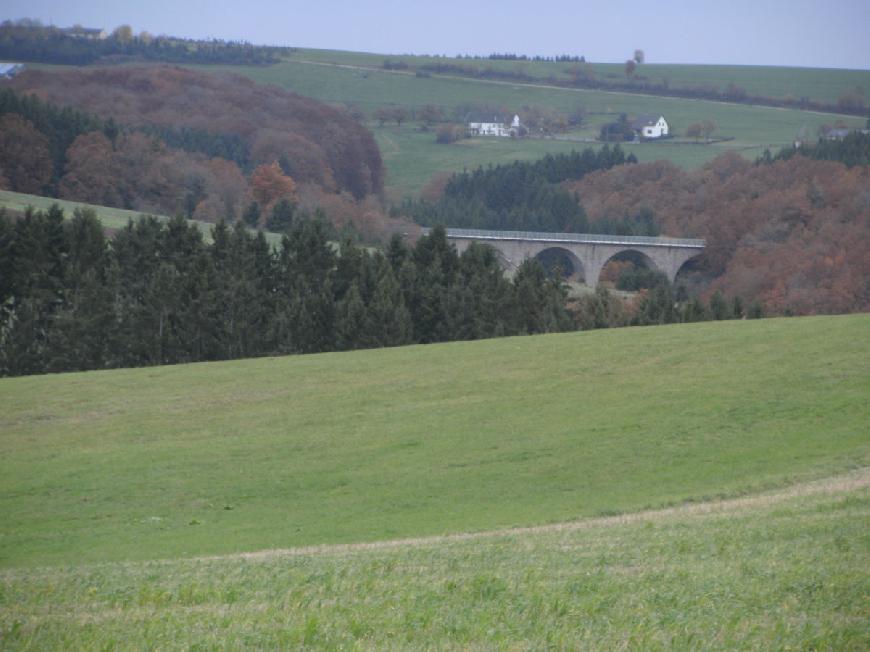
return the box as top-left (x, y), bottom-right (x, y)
top-left (631, 114), bottom-right (669, 139)
top-left (467, 113), bottom-right (522, 137)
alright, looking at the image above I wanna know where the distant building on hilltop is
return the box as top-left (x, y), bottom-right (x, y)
top-left (631, 114), bottom-right (669, 139)
top-left (61, 26), bottom-right (107, 40)
top-left (467, 113), bottom-right (522, 137)
top-left (825, 127), bottom-right (856, 140)
top-left (0, 63), bottom-right (24, 79)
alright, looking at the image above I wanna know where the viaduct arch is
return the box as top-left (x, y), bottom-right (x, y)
top-left (424, 228), bottom-right (705, 288)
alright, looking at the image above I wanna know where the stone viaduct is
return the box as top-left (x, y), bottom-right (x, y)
top-left (423, 228), bottom-right (706, 288)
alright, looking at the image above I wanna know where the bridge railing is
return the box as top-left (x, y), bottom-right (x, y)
top-left (421, 227), bottom-right (705, 248)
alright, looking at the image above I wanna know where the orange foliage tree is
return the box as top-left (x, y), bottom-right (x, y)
top-left (250, 161), bottom-right (297, 212)
top-left (567, 154), bottom-right (870, 316)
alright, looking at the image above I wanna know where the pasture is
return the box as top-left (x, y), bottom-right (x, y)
top-left (374, 126), bottom-right (762, 200)
top-left (1, 314), bottom-right (868, 648)
top-left (1, 314), bottom-right (867, 568)
top-left (289, 47), bottom-right (870, 105)
top-left (1, 473), bottom-right (867, 648)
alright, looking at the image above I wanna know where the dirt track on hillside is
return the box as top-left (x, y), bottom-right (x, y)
top-left (199, 467), bottom-right (870, 562)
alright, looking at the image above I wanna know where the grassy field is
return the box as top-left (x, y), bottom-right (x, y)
top-left (374, 126), bottom-right (763, 199)
top-left (187, 58), bottom-right (865, 198)
top-left (0, 190), bottom-right (283, 245)
top-left (1, 466), bottom-right (867, 647)
top-left (290, 48), bottom-right (870, 105)
top-left (1, 314), bottom-right (868, 570)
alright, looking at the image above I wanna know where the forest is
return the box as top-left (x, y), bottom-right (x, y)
top-left (0, 205), bottom-right (760, 377)
top-left (1, 68), bottom-right (388, 231)
top-left (400, 147), bottom-right (658, 235)
top-left (0, 209), bottom-right (569, 376)
top-left (0, 20), bottom-right (288, 66)
top-left (760, 131), bottom-right (870, 168)
top-left (568, 151), bottom-right (870, 315)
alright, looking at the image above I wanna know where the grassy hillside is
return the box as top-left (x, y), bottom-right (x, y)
top-left (0, 190), bottom-right (283, 245)
top-left (374, 126), bottom-right (761, 199)
top-left (291, 48), bottom-right (870, 105)
top-left (1, 472), bottom-right (867, 648)
top-left (186, 58), bottom-right (866, 198)
top-left (1, 315), bottom-right (868, 568)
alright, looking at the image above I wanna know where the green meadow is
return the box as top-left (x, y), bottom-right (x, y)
top-left (374, 126), bottom-right (763, 199)
top-left (1, 475), bottom-right (867, 649)
top-left (289, 48), bottom-right (870, 105)
top-left (1, 315), bottom-right (868, 569)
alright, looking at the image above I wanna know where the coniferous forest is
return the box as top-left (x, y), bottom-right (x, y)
top-left (1, 205), bottom-right (759, 378)
top-left (401, 146), bottom-right (656, 235)
top-left (0, 208), bottom-right (574, 376)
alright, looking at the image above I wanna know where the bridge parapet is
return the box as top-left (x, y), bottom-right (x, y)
top-left (421, 227), bottom-right (706, 288)
top-left (422, 227), bottom-right (705, 249)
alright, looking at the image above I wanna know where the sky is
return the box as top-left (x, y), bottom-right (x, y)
top-left (3, 0), bottom-right (869, 70)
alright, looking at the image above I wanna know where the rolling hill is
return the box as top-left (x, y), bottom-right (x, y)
top-left (1, 314), bottom-right (867, 568)
top-left (184, 54), bottom-right (868, 199)
top-left (0, 314), bottom-right (868, 647)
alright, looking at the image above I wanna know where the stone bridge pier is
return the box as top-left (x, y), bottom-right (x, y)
top-left (426, 228), bottom-right (705, 288)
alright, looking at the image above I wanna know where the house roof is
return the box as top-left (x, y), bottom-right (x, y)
top-left (466, 112), bottom-right (508, 124)
top-left (62, 26), bottom-right (104, 35)
top-left (631, 114), bottom-right (665, 130)
top-left (0, 63), bottom-right (23, 77)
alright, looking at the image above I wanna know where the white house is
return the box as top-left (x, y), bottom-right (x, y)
top-left (631, 114), bottom-right (669, 139)
top-left (467, 113), bottom-right (522, 137)
top-left (62, 26), bottom-right (108, 40)
top-left (0, 63), bottom-right (24, 79)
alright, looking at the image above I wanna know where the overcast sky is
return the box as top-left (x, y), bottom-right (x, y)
top-left (4, 0), bottom-right (869, 69)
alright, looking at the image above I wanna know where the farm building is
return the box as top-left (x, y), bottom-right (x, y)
top-left (632, 114), bottom-right (669, 139)
top-left (0, 63), bottom-right (24, 79)
top-left (467, 113), bottom-right (522, 137)
top-left (62, 26), bottom-right (107, 40)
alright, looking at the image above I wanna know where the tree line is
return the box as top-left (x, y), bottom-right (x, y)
top-left (0, 20), bottom-right (288, 66)
top-left (0, 208), bottom-right (573, 377)
top-left (400, 146), bottom-right (658, 235)
top-left (758, 131), bottom-right (870, 168)
top-left (396, 59), bottom-right (866, 118)
top-left (9, 67), bottom-right (384, 201)
top-left (0, 87), bottom-right (115, 190)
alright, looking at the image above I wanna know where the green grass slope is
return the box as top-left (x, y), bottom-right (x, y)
top-left (291, 48), bottom-right (870, 105)
top-left (0, 190), bottom-right (283, 245)
top-left (1, 473), bottom-right (867, 648)
top-left (373, 125), bottom-right (759, 199)
top-left (1, 315), bottom-right (868, 568)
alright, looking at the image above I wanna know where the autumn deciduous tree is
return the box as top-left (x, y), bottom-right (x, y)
top-left (625, 59), bottom-right (637, 76)
top-left (250, 161), bottom-right (297, 211)
top-left (373, 107), bottom-right (391, 127)
top-left (58, 131), bottom-right (122, 207)
top-left (111, 25), bottom-right (134, 43)
top-left (633, 49), bottom-right (645, 64)
top-left (566, 153), bottom-right (870, 316)
top-left (0, 113), bottom-right (53, 193)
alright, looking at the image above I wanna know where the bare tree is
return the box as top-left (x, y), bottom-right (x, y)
top-left (625, 59), bottom-right (637, 77)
